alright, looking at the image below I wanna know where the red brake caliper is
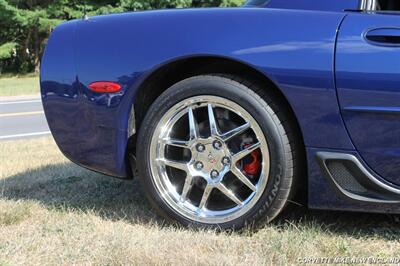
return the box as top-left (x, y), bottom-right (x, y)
top-left (243, 144), bottom-right (261, 176)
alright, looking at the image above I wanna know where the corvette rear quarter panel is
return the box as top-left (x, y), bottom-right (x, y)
top-left (41, 8), bottom-right (352, 177)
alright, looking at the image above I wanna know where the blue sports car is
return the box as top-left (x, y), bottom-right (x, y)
top-left (40, 0), bottom-right (400, 228)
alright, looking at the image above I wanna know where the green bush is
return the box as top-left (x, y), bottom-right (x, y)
top-left (0, 42), bottom-right (16, 60)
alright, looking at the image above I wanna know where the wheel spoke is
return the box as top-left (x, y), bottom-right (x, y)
top-left (232, 142), bottom-right (261, 163)
top-left (158, 158), bottom-right (188, 172)
top-left (188, 107), bottom-right (199, 140)
top-left (162, 137), bottom-right (189, 148)
top-left (207, 104), bottom-right (220, 136)
top-left (180, 175), bottom-right (193, 202)
top-left (231, 167), bottom-right (257, 191)
top-left (217, 184), bottom-right (243, 206)
top-left (220, 122), bottom-right (250, 141)
top-left (199, 185), bottom-right (213, 209)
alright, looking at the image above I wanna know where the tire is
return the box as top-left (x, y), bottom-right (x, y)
top-left (136, 75), bottom-right (299, 229)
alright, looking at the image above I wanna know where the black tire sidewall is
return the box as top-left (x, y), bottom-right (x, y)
top-left (137, 76), bottom-right (291, 229)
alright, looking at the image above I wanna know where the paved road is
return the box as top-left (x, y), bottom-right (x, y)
top-left (0, 96), bottom-right (51, 140)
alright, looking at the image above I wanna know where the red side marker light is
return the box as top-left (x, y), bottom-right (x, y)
top-left (88, 81), bottom-right (122, 93)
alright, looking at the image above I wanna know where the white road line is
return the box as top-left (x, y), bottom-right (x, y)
top-left (0, 131), bottom-right (51, 140)
top-left (0, 100), bottom-right (41, 105)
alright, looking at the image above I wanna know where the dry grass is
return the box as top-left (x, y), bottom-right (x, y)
top-left (0, 75), bottom-right (39, 96)
top-left (0, 137), bottom-right (399, 265)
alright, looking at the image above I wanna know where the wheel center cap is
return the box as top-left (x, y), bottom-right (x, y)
top-left (192, 138), bottom-right (228, 174)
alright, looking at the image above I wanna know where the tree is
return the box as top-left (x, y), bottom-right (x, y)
top-left (0, 0), bottom-right (63, 72)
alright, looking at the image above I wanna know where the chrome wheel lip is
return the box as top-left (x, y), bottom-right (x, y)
top-left (149, 95), bottom-right (270, 224)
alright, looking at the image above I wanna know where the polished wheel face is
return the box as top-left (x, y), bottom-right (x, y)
top-left (150, 96), bottom-right (270, 224)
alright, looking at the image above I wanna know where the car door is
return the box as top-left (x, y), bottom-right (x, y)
top-left (336, 11), bottom-right (400, 186)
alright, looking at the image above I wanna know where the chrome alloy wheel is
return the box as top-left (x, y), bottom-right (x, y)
top-left (149, 95), bottom-right (270, 224)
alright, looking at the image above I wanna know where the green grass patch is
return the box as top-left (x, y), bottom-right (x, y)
top-left (0, 75), bottom-right (39, 97)
top-left (0, 202), bottom-right (31, 226)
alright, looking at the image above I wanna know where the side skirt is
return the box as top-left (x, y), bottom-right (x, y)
top-left (307, 148), bottom-right (400, 214)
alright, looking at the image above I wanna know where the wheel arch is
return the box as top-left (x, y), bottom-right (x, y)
top-left (132, 56), bottom-right (302, 140)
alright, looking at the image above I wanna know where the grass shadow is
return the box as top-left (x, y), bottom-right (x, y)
top-left (0, 162), bottom-right (158, 224)
top-left (1, 162), bottom-right (399, 239)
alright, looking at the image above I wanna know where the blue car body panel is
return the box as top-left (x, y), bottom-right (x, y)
top-left (41, 20), bottom-right (128, 176)
top-left (42, 8), bottom-right (351, 176)
top-left (336, 12), bottom-right (400, 187)
top-left (40, 0), bottom-right (400, 214)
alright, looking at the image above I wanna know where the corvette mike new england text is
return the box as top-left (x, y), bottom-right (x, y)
top-left (298, 256), bottom-right (400, 264)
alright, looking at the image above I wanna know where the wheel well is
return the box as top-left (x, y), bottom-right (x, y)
top-left (135, 57), bottom-right (294, 126)
top-left (131, 56), bottom-right (307, 202)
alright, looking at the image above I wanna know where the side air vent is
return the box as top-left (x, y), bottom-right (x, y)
top-left (317, 152), bottom-right (400, 204)
top-left (326, 161), bottom-right (367, 194)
